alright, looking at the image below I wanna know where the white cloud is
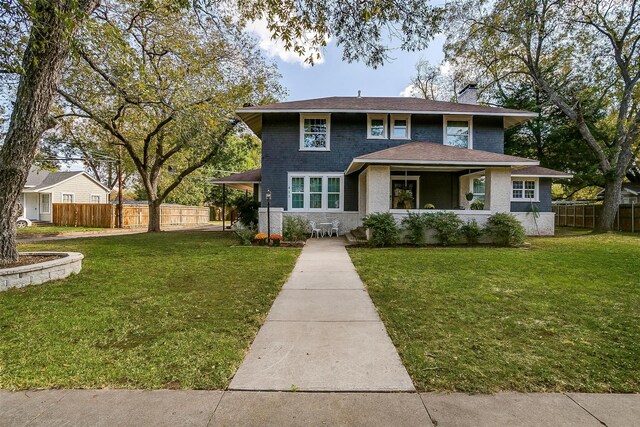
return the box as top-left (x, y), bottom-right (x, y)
top-left (244, 19), bottom-right (328, 68)
top-left (399, 84), bottom-right (419, 97)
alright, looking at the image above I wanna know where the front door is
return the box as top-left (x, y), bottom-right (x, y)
top-left (24, 193), bottom-right (39, 220)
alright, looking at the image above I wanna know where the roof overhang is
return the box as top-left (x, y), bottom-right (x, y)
top-left (236, 109), bottom-right (537, 136)
top-left (346, 159), bottom-right (538, 175)
top-left (511, 172), bottom-right (574, 178)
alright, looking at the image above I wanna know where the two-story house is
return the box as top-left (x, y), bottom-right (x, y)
top-left (217, 85), bottom-right (571, 236)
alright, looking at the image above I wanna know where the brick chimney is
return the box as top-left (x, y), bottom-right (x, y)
top-left (458, 83), bottom-right (478, 105)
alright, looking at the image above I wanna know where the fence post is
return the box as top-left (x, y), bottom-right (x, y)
top-left (632, 202), bottom-right (635, 233)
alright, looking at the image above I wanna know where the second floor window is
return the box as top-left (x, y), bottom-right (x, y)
top-left (444, 116), bottom-right (472, 148)
top-left (367, 114), bottom-right (387, 139)
top-left (300, 114), bottom-right (330, 150)
top-left (391, 114), bottom-right (411, 139)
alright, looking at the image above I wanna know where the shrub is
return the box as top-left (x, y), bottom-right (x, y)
top-left (424, 211), bottom-right (463, 246)
top-left (235, 194), bottom-right (260, 227)
top-left (401, 211), bottom-right (427, 245)
top-left (460, 219), bottom-right (483, 245)
top-left (362, 212), bottom-right (400, 247)
top-left (485, 213), bottom-right (526, 246)
top-left (283, 216), bottom-right (309, 242)
top-left (233, 224), bottom-right (256, 246)
top-left (270, 234), bottom-right (282, 246)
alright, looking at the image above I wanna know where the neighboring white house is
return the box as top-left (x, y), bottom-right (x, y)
top-left (22, 167), bottom-right (112, 222)
top-left (596, 183), bottom-right (640, 204)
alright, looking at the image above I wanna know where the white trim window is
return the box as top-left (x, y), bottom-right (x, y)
top-left (40, 193), bottom-right (51, 214)
top-left (471, 176), bottom-right (485, 201)
top-left (62, 193), bottom-right (75, 203)
top-left (300, 113), bottom-right (330, 151)
top-left (90, 194), bottom-right (101, 204)
top-left (367, 114), bottom-right (388, 139)
top-left (444, 116), bottom-right (473, 149)
top-left (288, 173), bottom-right (344, 211)
top-left (511, 179), bottom-right (539, 201)
top-left (390, 114), bottom-right (411, 139)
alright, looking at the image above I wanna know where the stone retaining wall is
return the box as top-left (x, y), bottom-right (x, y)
top-left (0, 252), bottom-right (84, 292)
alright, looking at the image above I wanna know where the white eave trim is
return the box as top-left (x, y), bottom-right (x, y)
top-left (346, 158), bottom-right (539, 174)
top-left (237, 108), bottom-right (537, 118)
top-left (512, 173), bottom-right (573, 179)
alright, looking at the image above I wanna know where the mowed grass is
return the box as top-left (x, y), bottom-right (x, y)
top-left (0, 231), bottom-right (299, 390)
top-left (17, 225), bottom-right (105, 236)
top-left (348, 233), bottom-right (640, 393)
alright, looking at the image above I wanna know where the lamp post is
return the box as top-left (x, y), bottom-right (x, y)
top-left (266, 189), bottom-right (271, 244)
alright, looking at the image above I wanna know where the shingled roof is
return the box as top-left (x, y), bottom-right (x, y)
top-left (346, 142), bottom-right (538, 174)
top-left (237, 96), bottom-right (537, 136)
top-left (512, 165), bottom-right (573, 178)
top-left (211, 168), bottom-right (261, 192)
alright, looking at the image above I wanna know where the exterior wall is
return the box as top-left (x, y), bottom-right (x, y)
top-left (50, 174), bottom-right (110, 204)
top-left (258, 207), bottom-right (284, 235)
top-left (260, 112), bottom-right (506, 211)
top-left (512, 212), bottom-right (555, 236)
top-left (511, 178), bottom-right (553, 212)
top-left (485, 167), bottom-right (511, 213)
top-left (284, 212), bottom-right (361, 235)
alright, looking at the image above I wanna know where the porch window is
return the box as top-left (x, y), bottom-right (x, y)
top-left (300, 114), bottom-right (330, 150)
top-left (511, 179), bottom-right (538, 201)
top-left (288, 173), bottom-right (344, 211)
top-left (391, 114), bottom-right (411, 139)
top-left (40, 193), bottom-right (50, 214)
top-left (367, 114), bottom-right (387, 139)
top-left (444, 116), bottom-right (472, 148)
top-left (62, 193), bottom-right (74, 203)
top-left (472, 177), bottom-right (485, 201)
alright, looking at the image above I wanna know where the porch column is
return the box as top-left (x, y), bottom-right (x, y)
top-left (485, 167), bottom-right (511, 213)
top-left (358, 170), bottom-right (367, 216)
top-left (365, 165), bottom-right (390, 214)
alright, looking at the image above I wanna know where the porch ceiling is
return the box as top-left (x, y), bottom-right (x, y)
top-left (210, 168), bottom-right (261, 192)
top-left (346, 142), bottom-right (538, 174)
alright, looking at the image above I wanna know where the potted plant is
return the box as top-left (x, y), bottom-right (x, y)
top-left (465, 192), bottom-right (474, 201)
top-left (423, 203), bottom-right (435, 209)
top-left (397, 189), bottom-right (414, 209)
top-left (270, 234), bottom-right (283, 246)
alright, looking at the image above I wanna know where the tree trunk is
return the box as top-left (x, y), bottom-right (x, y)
top-left (148, 199), bottom-right (162, 232)
top-left (0, 0), bottom-right (99, 265)
top-left (596, 175), bottom-right (624, 232)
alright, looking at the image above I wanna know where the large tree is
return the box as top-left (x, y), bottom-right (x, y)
top-left (446, 0), bottom-right (640, 231)
top-left (0, 0), bottom-right (100, 264)
top-left (57, 0), bottom-right (283, 231)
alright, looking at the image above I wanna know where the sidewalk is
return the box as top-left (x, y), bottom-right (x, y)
top-left (2, 389), bottom-right (638, 426)
top-left (229, 237), bottom-right (413, 392)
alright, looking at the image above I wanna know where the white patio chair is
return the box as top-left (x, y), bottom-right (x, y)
top-left (328, 220), bottom-right (340, 237)
top-left (309, 221), bottom-right (322, 238)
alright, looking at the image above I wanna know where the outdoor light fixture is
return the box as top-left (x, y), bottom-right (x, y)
top-left (266, 189), bottom-right (272, 244)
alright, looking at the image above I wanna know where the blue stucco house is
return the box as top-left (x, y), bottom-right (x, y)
top-left (217, 85), bottom-right (571, 236)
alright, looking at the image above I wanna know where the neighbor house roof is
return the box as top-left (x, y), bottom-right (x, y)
top-left (237, 96), bottom-right (538, 136)
top-left (210, 168), bottom-right (261, 192)
top-left (23, 167), bottom-right (111, 192)
top-left (345, 142), bottom-right (539, 174)
top-left (596, 182), bottom-right (640, 197)
top-left (511, 165), bottom-right (573, 179)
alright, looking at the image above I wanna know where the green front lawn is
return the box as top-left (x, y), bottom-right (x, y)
top-left (349, 233), bottom-right (640, 393)
top-left (0, 231), bottom-right (299, 390)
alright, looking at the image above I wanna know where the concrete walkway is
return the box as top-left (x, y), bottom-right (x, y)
top-left (229, 237), bottom-right (414, 392)
top-left (3, 390), bottom-right (638, 426)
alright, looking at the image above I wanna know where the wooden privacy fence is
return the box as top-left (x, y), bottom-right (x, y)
top-left (53, 203), bottom-right (210, 228)
top-left (553, 203), bottom-right (640, 232)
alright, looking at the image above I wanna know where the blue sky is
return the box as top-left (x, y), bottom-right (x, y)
top-left (245, 22), bottom-right (447, 101)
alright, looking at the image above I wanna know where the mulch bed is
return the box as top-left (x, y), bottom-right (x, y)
top-left (0, 255), bottom-right (63, 270)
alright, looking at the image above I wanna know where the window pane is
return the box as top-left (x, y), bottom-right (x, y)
top-left (447, 121), bottom-right (469, 135)
top-left (392, 120), bottom-right (407, 138)
top-left (304, 118), bottom-right (326, 133)
top-left (512, 181), bottom-right (524, 189)
top-left (446, 135), bottom-right (468, 148)
top-left (328, 193), bottom-right (340, 209)
top-left (370, 119), bottom-right (384, 137)
top-left (473, 178), bottom-right (485, 194)
top-left (304, 133), bottom-right (326, 148)
top-left (310, 177), bottom-right (323, 193)
top-left (525, 189), bottom-right (535, 199)
top-left (309, 193), bottom-right (322, 209)
top-left (292, 193), bottom-right (304, 208)
top-left (327, 177), bottom-right (340, 193)
top-left (525, 181), bottom-right (535, 189)
top-left (292, 177), bottom-right (304, 193)
top-left (513, 189), bottom-right (523, 199)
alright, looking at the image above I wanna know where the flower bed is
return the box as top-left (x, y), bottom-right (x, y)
top-left (0, 252), bottom-right (84, 292)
